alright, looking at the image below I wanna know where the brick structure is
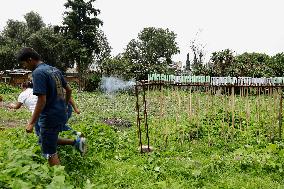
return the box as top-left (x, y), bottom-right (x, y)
top-left (0, 70), bottom-right (31, 87)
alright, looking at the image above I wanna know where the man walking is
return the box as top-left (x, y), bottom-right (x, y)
top-left (17, 47), bottom-right (86, 166)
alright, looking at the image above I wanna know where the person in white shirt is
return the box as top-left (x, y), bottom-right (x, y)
top-left (8, 82), bottom-right (37, 113)
top-left (8, 81), bottom-right (82, 139)
top-left (8, 81), bottom-right (40, 135)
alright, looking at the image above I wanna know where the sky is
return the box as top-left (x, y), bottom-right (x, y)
top-left (0, 0), bottom-right (283, 64)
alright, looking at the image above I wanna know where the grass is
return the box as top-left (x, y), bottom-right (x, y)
top-left (1, 87), bottom-right (284, 188)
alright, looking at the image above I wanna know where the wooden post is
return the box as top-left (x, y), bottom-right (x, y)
top-left (279, 88), bottom-right (283, 140)
top-left (142, 84), bottom-right (150, 150)
top-left (135, 84), bottom-right (143, 153)
top-left (232, 86), bottom-right (235, 129)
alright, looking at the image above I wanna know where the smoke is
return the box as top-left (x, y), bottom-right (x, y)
top-left (100, 76), bottom-right (136, 94)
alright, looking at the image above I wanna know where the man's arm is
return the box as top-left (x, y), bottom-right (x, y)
top-left (26, 95), bottom-right (46, 133)
top-left (7, 102), bottom-right (22, 109)
top-left (69, 97), bottom-right (80, 114)
top-left (65, 84), bottom-right (72, 105)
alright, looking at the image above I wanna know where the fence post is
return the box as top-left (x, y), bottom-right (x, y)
top-left (279, 87), bottom-right (283, 140)
top-left (135, 84), bottom-right (143, 153)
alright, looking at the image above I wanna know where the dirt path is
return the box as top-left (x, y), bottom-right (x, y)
top-left (0, 119), bottom-right (25, 129)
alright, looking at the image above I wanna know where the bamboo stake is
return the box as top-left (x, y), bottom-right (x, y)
top-left (273, 88), bottom-right (278, 141)
top-left (142, 84), bottom-right (150, 150)
top-left (206, 86), bottom-right (210, 145)
top-left (135, 84), bottom-right (143, 153)
top-left (232, 87), bottom-right (235, 131)
top-left (279, 87), bottom-right (283, 140)
top-left (189, 87), bottom-right (192, 118)
top-left (246, 87), bottom-right (250, 131)
top-left (221, 86), bottom-right (225, 139)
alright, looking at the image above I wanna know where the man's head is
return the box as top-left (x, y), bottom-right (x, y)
top-left (17, 48), bottom-right (41, 71)
top-left (21, 81), bottom-right (33, 90)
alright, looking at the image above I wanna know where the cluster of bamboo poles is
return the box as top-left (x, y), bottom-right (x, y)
top-left (135, 83), bottom-right (284, 151)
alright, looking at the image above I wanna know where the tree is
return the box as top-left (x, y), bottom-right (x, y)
top-left (93, 29), bottom-right (111, 71)
top-left (26, 27), bottom-right (70, 71)
top-left (0, 42), bottom-right (20, 70)
top-left (124, 27), bottom-right (179, 79)
top-left (59, 0), bottom-right (103, 74)
top-left (208, 49), bottom-right (235, 76)
top-left (268, 53), bottom-right (284, 77)
top-left (0, 20), bottom-right (27, 70)
top-left (0, 11), bottom-right (47, 71)
top-left (187, 30), bottom-right (207, 75)
top-left (234, 53), bottom-right (271, 77)
top-left (2, 20), bottom-right (28, 46)
top-left (24, 11), bottom-right (45, 34)
top-left (101, 55), bottom-right (132, 79)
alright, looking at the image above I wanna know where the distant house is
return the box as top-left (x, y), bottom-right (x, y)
top-left (0, 69), bottom-right (32, 86)
top-left (65, 67), bottom-right (80, 85)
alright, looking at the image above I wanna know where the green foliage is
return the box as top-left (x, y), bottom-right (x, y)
top-left (59, 0), bottom-right (103, 74)
top-left (0, 42), bottom-right (20, 70)
top-left (201, 49), bottom-right (283, 77)
top-left (26, 27), bottom-right (70, 71)
top-left (269, 53), bottom-right (284, 77)
top-left (0, 11), bottom-right (70, 71)
top-left (2, 90), bottom-right (284, 188)
top-left (24, 11), bottom-right (45, 34)
top-left (234, 52), bottom-right (271, 77)
top-left (123, 27), bottom-right (180, 80)
top-left (2, 20), bottom-right (29, 45)
top-left (101, 55), bottom-right (133, 80)
top-left (0, 83), bottom-right (20, 94)
top-left (0, 129), bottom-right (74, 189)
top-left (208, 49), bottom-right (235, 76)
top-left (93, 29), bottom-right (112, 71)
top-left (84, 72), bottom-right (102, 91)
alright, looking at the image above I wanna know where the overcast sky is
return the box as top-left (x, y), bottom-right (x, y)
top-left (0, 0), bottom-right (283, 63)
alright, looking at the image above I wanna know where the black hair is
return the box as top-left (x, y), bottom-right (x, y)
top-left (22, 81), bottom-right (33, 89)
top-left (17, 47), bottom-right (41, 62)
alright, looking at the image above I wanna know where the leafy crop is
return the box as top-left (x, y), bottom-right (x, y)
top-left (1, 89), bottom-right (284, 188)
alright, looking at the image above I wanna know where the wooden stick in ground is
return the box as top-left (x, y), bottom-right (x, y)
top-left (273, 88), bottom-right (278, 141)
top-left (231, 86), bottom-right (235, 132)
top-left (173, 86), bottom-right (178, 128)
top-left (221, 86), bottom-right (225, 139)
top-left (256, 87), bottom-right (260, 125)
top-left (135, 84), bottom-right (143, 153)
top-left (164, 86), bottom-right (171, 149)
top-left (263, 87), bottom-right (268, 140)
top-left (239, 86), bottom-right (242, 131)
top-left (159, 84), bottom-right (164, 121)
top-left (278, 87), bottom-right (283, 140)
top-left (246, 87), bottom-right (250, 130)
top-left (205, 86), bottom-right (210, 145)
top-left (177, 86), bottom-right (183, 146)
top-left (189, 87), bottom-right (192, 118)
top-left (197, 87), bottom-right (201, 139)
top-left (268, 87), bottom-right (273, 141)
top-left (142, 84), bottom-right (150, 150)
top-left (224, 86), bottom-right (229, 141)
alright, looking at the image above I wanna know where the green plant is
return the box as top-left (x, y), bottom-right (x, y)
top-left (0, 83), bottom-right (20, 94)
top-left (84, 72), bottom-right (102, 92)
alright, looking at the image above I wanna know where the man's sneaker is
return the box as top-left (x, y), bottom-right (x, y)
top-left (72, 131), bottom-right (84, 137)
top-left (74, 137), bottom-right (87, 156)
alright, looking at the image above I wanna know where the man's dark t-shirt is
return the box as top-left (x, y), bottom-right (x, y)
top-left (32, 63), bottom-right (67, 127)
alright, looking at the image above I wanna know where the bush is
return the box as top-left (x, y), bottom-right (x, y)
top-left (69, 81), bottom-right (79, 90)
top-left (84, 72), bottom-right (102, 92)
top-left (0, 83), bottom-right (20, 94)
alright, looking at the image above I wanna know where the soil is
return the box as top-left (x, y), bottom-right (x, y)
top-left (102, 118), bottom-right (132, 129)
